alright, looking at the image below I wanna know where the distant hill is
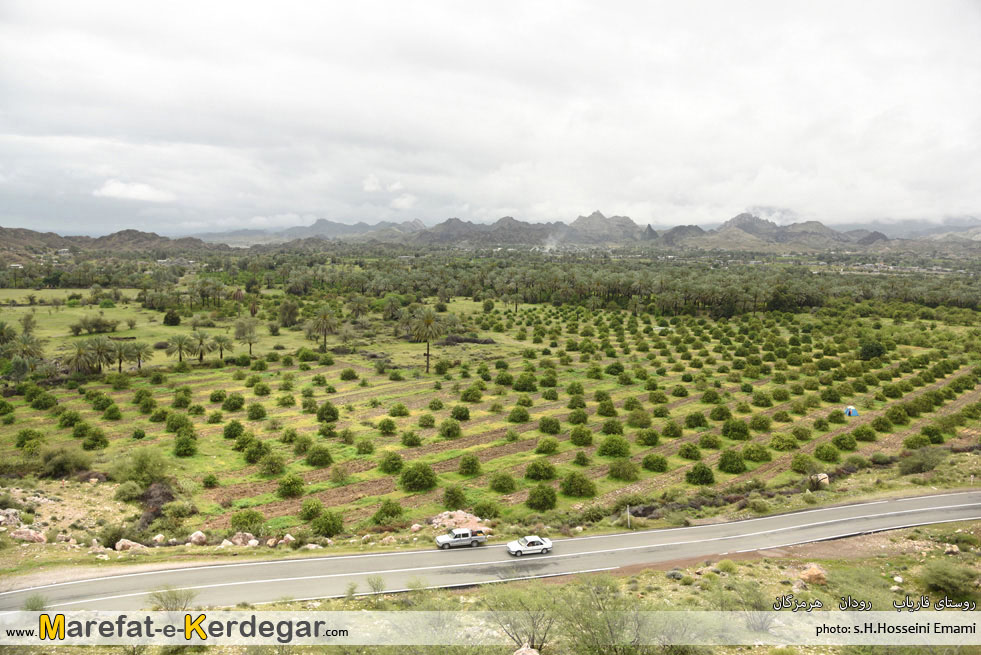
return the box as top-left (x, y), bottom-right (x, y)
top-left (0, 226), bottom-right (227, 261)
top-left (567, 210), bottom-right (651, 243)
top-left (6, 210), bottom-right (981, 260)
top-left (280, 218), bottom-right (425, 240)
top-left (194, 218), bottom-right (426, 245)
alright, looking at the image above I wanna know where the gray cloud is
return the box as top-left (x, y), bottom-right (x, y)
top-left (1, 0), bottom-right (979, 235)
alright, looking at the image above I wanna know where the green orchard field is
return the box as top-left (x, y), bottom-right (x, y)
top-left (2, 295), bottom-right (980, 545)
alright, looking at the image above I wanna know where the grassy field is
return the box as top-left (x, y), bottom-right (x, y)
top-left (1, 294), bottom-right (979, 556)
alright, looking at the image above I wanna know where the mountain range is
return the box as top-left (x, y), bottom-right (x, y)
top-left (0, 226), bottom-right (229, 261)
top-left (189, 211), bottom-right (949, 252)
top-left (3, 211), bottom-right (981, 261)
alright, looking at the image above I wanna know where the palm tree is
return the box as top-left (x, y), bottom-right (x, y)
top-left (166, 334), bottom-right (195, 363)
top-left (18, 313), bottom-right (37, 336)
top-left (382, 296), bottom-right (402, 320)
top-left (190, 330), bottom-right (215, 363)
top-left (60, 341), bottom-right (94, 374)
top-left (347, 295), bottom-right (370, 321)
top-left (84, 336), bottom-right (114, 373)
top-left (212, 335), bottom-right (234, 359)
top-left (411, 307), bottom-right (444, 373)
top-left (131, 342), bottom-right (154, 370)
top-left (110, 340), bottom-right (134, 373)
top-left (234, 318), bottom-right (260, 356)
top-left (306, 306), bottom-right (338, 350)
top-left (395, 306), bottom-right (416, 339)
top-left (0, 321), bottom-right (16, 346)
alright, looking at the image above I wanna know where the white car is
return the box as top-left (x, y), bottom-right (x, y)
top-left (506, 535), bottom-right (552, 556)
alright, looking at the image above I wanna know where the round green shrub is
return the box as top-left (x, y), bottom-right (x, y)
top-left (400, 462), bottom-right (438, 491)
top-left (642, 453), bottom-right (668, 472)
top-left (526, 484), bottom-right (557, 510)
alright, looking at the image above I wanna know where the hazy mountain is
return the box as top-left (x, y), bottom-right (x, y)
top-left (8, 211), bottom-right (981, 260)
top-left (407, 212), bottom-right (653, 247)
top-left (658, 225), bottom-right (706, 246)
top-left (567, 211), bottom-right (647, 242)
top-left (279, 218), bottom-right (425, 240)
top-left (817, 216), bottom-right (981, 239)
top-left (680, 213), bottom-right (887, 251)
top-left (925, 226), bottom-right (981, 242)
top-left (0, 226), bottom-right (224, 260)
top-left (194, 218), bottom-right (425, 246)
top-left (185, 210), bottom-right (981, 251)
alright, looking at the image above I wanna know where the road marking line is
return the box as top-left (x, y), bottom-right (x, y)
top-left (732, 516), bottom-right (981, 553)
top-left (555, 493), bottom-right (975, 543)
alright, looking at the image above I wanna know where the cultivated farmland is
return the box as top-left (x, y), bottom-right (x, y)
top-left (2, 291), bottom-right (979, 550)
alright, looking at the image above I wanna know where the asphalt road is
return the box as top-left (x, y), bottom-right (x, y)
top-left (1, 491), bottom-right (978, 611)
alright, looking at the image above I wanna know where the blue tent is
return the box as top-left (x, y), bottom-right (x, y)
top-left (845, 405), bottom-right (858, 417)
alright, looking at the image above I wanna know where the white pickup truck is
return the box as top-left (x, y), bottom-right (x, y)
top-left (435, 528), bottom-right (488, 549)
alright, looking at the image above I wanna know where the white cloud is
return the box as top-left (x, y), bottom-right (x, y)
top-left (362, 174), bottom-right (381, 192)
top-left (1, 0), bottom-right (979, 233)
top-left (92, 179), bottom-right (175, 202)
top-left (390, 193), bottom-right (417, 210)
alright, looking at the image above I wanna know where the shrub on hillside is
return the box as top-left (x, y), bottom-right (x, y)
top-left (400, 462), bottom-right (437, 491)
top-left (526, 484), bottom-right (556, 511)
top-left (608, 459), bottom-right (639, 481)
top-left (718, 449), bottom-right (746, 474)
top-left (642, 453), bottom-right (668, 472)
top-left (489, 471), bottom-right (516, 493)
top-left (685, 462), bottom-right (714, 485)
top-left (597, 435), bottom-right (630, 458)
top-left (525, 459), bottom-right (556, 480)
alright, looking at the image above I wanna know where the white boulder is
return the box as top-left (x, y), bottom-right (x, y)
top-left (114, 539), bottom-right (145, 551)
top-left (11, 528), bottom-right (45, 543)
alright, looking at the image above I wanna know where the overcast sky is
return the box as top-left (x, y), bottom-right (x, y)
top-left (1, 1), bottom-right (980, 235)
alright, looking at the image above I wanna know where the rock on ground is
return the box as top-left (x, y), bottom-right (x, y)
top-left (11, 528), bottom-right (46, 543)
top-left (187, 531), bottom-right (207, 546)
top-left (114, 538), bottom-right (145, 551)
top-left (799, 564), bottom-right (827, 585)
top-left (0, 508), bottom-right (21, 527)
top-left (430, 510), bottom-right (489, 531)
top-left (231, 532), bottom-right (255, 546)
